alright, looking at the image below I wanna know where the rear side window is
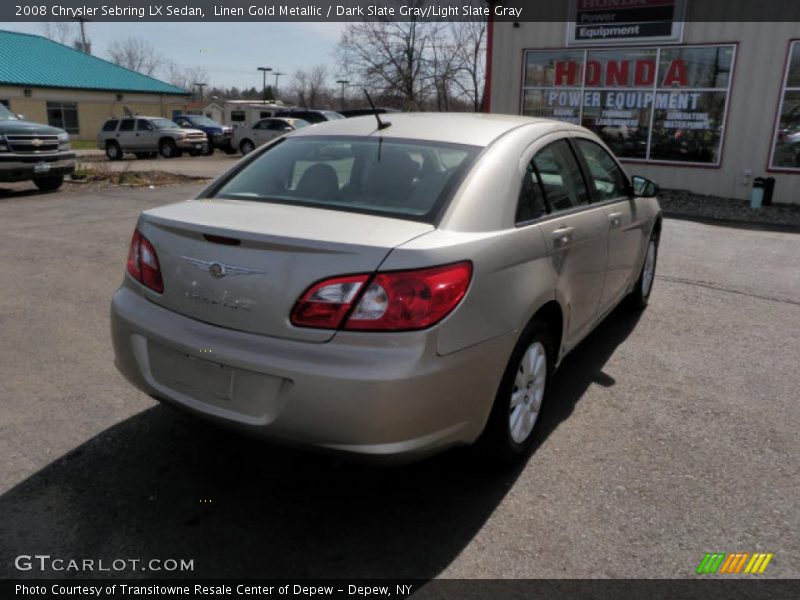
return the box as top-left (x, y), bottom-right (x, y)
top-left (575, 139), bottom-right (629, 202)
top-left (532, 139), bottom-right (590, 213)
top-left (137, 120), bottom-right (154, 131)
top-left (516, 161), bottom-right (548, 223)
top-left (213, 136), bottom-right (480, 223)
top-left (119, 119), bottom-right (135, 132)
top-left (102, 120), bottom-right (118, 132)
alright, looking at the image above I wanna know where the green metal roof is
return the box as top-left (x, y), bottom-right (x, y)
top-left (0, 30), bottom-right (188, 95)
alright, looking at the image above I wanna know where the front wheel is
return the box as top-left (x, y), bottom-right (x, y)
top-left (203, 142), bottom-right (215, 156)
top-left (628, 232), bottom-right (659, 310)
top-left (480, 322), bottom-right (553, 462)
top-left (159, 139), bottom-right (179, 159)
top-left (33, 175), bottom-right (64, 192)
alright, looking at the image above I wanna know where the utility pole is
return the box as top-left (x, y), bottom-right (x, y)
top-left (273, 71), bottom-right (286, 99)
top-left (75, 17), bottom-right (90, 53)
top-left (336, 79), bottom-right (350, 110)
top-left (194, 82), bottom-right (207, 100)
top-left (257, 67), bottom-right (272, 103)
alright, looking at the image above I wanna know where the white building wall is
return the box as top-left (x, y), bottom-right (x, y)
top-left (490, 15), bottom-right (800, 204)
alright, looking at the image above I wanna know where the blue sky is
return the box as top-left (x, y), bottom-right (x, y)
top-left (3, 21), bottom-right (346, 90)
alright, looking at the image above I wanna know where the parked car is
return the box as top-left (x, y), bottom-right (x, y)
top-left (232, 117), bottom-right (309, 155)
top-left (173, 114), bottom-right (235, 155)
top-left (339, 107), bottom-right (400, 118)
top-left (272, 109), bottom-right (345, 124)
top-left (111, 114), bottom-right (662, 461)
top-left (97, 116), bottom-right (208, 160)
top-left (0, 102), bottom-right (74, 191)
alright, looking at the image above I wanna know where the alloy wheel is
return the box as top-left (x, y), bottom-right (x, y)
top-left (509, 341), bottom-right (547, 444)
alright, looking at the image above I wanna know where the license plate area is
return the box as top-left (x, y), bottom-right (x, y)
top-left (147, 340), bottom-right (287, 421)
top-left (34, 162), bottom-right (51, 174)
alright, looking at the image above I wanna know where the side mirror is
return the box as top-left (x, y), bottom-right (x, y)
top-left (631, 175), bottom-right (659, 197)
top-left (16, 114), bottom-right (25, 120)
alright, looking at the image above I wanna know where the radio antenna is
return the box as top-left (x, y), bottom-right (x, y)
top-left (364, 89), bottom-right (391, 130)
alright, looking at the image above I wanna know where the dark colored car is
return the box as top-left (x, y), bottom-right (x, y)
top-left (173, 114), bottom-right (235, 155)
top-left (272, 109), bottom-right (345, 124)
top-left (0, 103), bottom-right (75, 191)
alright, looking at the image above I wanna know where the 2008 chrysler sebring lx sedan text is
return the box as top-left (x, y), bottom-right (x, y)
top-left (111, 113), bottom-right (662, 461)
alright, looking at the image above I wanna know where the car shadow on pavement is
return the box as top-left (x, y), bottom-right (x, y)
top-left (0, 305), bottom-right (641, 579)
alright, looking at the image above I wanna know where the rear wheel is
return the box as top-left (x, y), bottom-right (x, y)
top-left (105, 141), bottom-right (122, 161)
top-left (481, 321), bottom-right (553, 462)
top-left (628, 232), bottom-right (659, 310)
top-left (33, 175), bottom-right (64, 192)
top-left (239, 139), bottom-right (255, 155)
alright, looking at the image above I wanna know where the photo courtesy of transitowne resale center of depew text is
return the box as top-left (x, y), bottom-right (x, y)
top-left (0, 1), bottom-right (798, 599)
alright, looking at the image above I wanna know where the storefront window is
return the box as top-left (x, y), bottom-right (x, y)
top-left (770, 41), bottom-right (800, 170)
top-left (521, 45), bottom-right (736, 165)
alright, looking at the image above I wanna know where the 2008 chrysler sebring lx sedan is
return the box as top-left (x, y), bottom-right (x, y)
top-left (111, 113), bottom-right (662, 461)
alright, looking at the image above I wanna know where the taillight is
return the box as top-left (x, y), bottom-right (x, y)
top-left (126, 229), bottom-right (164, 293)
top-left (290, 262), bottom-right (472, 332)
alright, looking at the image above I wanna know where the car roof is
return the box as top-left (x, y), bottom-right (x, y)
top-left (288, 112), bottom-right (586, 147)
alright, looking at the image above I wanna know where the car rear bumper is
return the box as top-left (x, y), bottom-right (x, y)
top-left (0, 154), bottom-right (75, 181)
top-left (110, 285), bottom-right (513, 460)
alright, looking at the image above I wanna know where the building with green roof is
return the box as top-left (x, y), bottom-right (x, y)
top-left (0, 30), bottom-right (190, 140)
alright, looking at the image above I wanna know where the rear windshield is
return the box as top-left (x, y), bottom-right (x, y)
top-left (212, 136), bottom-right (480, 222)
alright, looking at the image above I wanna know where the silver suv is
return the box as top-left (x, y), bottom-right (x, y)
top-left (97, 116), bottom-right (208, 160)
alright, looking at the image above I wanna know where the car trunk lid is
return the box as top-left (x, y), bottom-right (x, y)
top-left (137, 199), bottom-right (433, 342)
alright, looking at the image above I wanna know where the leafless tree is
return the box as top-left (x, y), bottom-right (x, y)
top-left (450, 21), bottom-right (487, 112)
top-left (291, 65), bottom-right (331, 108)
top-left (337, 2), bottom-right (487, 112)
top-left (40, 22), bottom-right (74, 45)
top-left (163, 61), bottom-right (210, 94)
top-left (107, 37), bottom-right (162, 77)
top-left (338, 8), bottom-right (438, 110)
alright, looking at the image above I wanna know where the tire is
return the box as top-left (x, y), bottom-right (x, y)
top-left (239, 139), bottom-right (255, 155)
top-left (33, 175), bottom-right (64, 192)
top-left (203, 142), bottom-right (215, 156)
top-left (628, 231), bottom-right (659, 310)
top-left (222, 145), bottom-right (237, 155)
top-left (105, 141), bottom-right (122, 161)
top-left (159, 139), bottom-right (179, 159)
top-left (480, 321), bottom-right (554, 462)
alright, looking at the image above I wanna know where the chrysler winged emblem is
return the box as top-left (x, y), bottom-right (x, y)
top-left (180, 256), bottom-right (266, 278)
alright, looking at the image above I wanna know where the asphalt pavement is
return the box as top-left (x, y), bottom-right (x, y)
top-left (0, 181), bottom-right (797, 579)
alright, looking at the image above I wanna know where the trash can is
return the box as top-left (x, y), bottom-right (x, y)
top-left (751, 178), bottom-right (766, 209)
top-left (763, 176), bottom-right (776, 206)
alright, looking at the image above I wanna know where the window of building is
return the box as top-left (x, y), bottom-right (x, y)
top-left (231, 110), bottom-right (246, 122)
top-left (46, 102), bottom-right (79, 134)
top-left (522, 45), bottom-right (736, 165)
top-left (770, 40), bottom-right (800, 171)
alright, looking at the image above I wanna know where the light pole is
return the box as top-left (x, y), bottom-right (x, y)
top-left (257, 67), bottom-right (272, 102)
top-left (273, 71), bottom-right (286, 99)
top-left (193, 82), bottom-right (207, 101)
top-left (336, 79), bottom-right (350, 110)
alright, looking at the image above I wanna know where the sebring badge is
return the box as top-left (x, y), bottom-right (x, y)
top-left (180, 256), bottom-right (265, 278)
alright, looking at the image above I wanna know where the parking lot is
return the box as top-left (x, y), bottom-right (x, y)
top-left (0, 179), bottom-right (798, 579)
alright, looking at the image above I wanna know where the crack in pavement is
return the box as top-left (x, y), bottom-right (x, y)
top-left (657, 274), bottom-right (800, 307)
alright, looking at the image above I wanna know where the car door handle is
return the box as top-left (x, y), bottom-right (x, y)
top-left (552, 227), bottom-right (574, 245)
top-left (608, 212), bottom-right (623, 228)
